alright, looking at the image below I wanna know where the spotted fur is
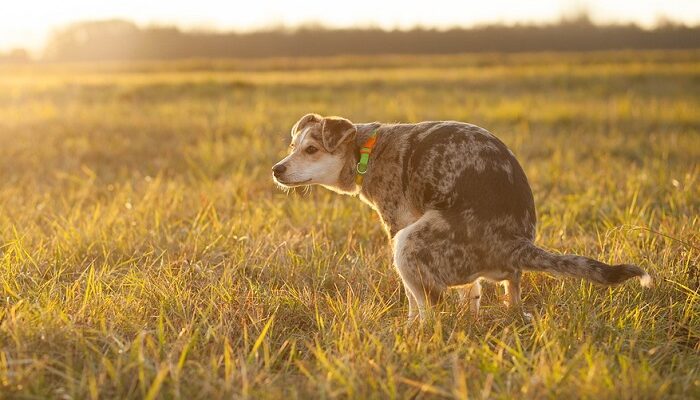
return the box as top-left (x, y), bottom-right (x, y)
top-left (273, 115), bottom-right (652, 322)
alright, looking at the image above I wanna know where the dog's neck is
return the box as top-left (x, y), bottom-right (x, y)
top-left (327, 123), bottom-right (382, 195)
top-left (354, 123), bottom-right (381, 149)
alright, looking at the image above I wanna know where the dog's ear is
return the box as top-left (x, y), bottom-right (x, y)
top-left (321, 116), bottom-right (356, 152)
top-left (291, 113), bottom-right (321, 137)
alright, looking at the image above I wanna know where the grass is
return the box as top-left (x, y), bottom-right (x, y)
top-left (0, 50), bottom-right (698, 399)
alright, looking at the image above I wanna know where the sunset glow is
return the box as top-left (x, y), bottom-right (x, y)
top-left (2, 0), bottom-right (699, 52)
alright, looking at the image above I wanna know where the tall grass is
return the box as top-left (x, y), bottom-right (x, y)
top-left (0, 51), bottom-right (698, 398)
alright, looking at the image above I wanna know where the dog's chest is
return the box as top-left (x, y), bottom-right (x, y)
top-left (395, 201), bottom-right (422, 224)
top-left (360, 191), bottom-right (421, 233)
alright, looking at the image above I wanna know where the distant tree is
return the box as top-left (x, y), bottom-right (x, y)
top-left (44, 20), bottom-right (140, 61)
top-left (0, 48), bottom-right (31, 63)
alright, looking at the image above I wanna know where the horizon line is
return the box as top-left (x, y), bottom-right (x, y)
top-left (3, 13), bottom-right (699, 56)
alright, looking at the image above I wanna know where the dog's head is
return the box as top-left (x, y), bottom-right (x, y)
top-left (272, 114), bottom-right (356, 191)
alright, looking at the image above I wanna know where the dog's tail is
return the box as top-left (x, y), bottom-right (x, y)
top-left (512, 241), bottom-right (652, 287)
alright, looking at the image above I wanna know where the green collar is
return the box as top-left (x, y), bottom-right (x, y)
top-left (355, 130), bottom-right (378, 186)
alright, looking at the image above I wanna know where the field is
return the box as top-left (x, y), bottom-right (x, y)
top-left (0, 51), bottom-right (699, 399)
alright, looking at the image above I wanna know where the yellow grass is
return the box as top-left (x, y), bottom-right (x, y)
top-left (0, 51), bottom-right (698, 399)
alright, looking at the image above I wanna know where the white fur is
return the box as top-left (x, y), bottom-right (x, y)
top-left (274, 131), bottom-right (346, 187)
top-left (393, 223), bottom-right (424, 321)
top-left (639, 273), bottom-right (653, 288)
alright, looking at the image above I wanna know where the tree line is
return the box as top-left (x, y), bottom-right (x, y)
top-left (36, 18), bottom-right (700, 61)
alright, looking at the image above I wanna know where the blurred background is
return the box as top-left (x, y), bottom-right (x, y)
top-left (1, 0), bottom-right (699, 62)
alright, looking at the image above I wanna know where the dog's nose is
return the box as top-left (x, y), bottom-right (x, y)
top-left (272, 164), bottom-right (287, 175)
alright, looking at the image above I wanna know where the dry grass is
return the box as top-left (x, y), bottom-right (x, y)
top-left (0, 51), bottom-right (698, 399)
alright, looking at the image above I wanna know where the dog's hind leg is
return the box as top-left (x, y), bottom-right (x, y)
top-left (501, 270), bottom-right (532, 320)
top-left (393, 214), bottom-right (446, 322)
top-left (395, 262), bottom-right (442, 322)
top-left (404, 283), bottom-right (419, 322)
top-left (458, 280), bottom-right (482, 316)
top-left (501, 270), bottom-right (522, 308)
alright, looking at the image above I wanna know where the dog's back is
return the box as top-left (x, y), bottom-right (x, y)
top-left (359, 121), bottom-right (535, 242)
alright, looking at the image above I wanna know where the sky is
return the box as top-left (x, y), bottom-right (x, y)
top-left (1, 0), bottom-right (699, 53)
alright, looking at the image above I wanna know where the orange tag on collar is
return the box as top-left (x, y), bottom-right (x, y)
top-left (356, 131), bottom-right (378, 186)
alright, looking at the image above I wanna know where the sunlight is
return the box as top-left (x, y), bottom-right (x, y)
top-left (1, 0), bottom-right (699, 52)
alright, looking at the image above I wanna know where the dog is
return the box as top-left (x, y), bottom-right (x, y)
top-left (272, 114), bottom-right (652, 321)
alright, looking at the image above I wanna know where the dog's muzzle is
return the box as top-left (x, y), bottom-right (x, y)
top-left (272, 163), bottom-right (287, 178)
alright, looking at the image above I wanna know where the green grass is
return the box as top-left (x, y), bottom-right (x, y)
top-left (0, 51), bottom-right (699, 399)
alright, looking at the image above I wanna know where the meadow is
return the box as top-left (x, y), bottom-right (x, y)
top-left (0, 51), bottom-right (698, 399)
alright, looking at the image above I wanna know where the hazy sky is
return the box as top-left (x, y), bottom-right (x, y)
top-left (2, 0), bottom-right (699, 52)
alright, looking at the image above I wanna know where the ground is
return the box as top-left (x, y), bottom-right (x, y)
top-left (0, 51), bottom-right (698, 399)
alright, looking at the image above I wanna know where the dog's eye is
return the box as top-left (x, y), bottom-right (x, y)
top-left (305, 146), bottom-right (318, 154)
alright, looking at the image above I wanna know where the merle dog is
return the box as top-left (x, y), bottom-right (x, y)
top-left (273, 114), bottom-right (651, 321)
